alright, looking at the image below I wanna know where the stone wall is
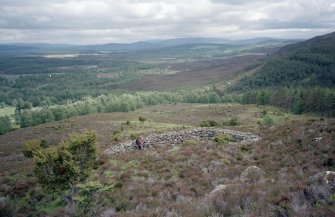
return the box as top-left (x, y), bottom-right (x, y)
top-left (104, 128), bottom-right (260, 156)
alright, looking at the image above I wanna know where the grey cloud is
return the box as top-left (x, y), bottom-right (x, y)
top-left (0, 0), bottom-right (334, 44)
top-left (211, 0), bottom-right (255, 4)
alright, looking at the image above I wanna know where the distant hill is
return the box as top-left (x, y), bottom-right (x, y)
top-left (145, 37), bottom-right (296, 46)
top-left (73, 37), bottom-right (297, 51)
top-left (0, 44), bottom-right (40, 52)
top-left (0, 43), bottom-right (75, 52)
top-left (0, 37), bottom-right (297, 52)
top-left (233, 31), bottom-right (335, 90)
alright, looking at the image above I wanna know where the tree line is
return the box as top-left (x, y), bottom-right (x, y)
top-left (222, 87), bottom-right (335, 116)
top-left (15, 88), bottom-right (221, 128)
top-left (12, 86), bottom-right (335, 129)
top-left (2, 86), bottom-right (335, 134)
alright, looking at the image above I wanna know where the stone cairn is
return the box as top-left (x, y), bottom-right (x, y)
top-left (104, 128), bottom-right (260, 156)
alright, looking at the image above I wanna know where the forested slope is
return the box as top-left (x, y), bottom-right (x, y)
top-left (234, 31), bottom-right (335, 90)
top-left (230, 31), bottom-right (335, 116)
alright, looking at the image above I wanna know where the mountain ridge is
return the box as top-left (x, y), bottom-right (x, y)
top-left (0, 37), bottom-right (299, 52)
top-left (277, 31), bottom-right (335, 54)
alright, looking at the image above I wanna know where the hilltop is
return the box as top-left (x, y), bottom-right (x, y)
top-left (0, 104), bottom-right (334, 216)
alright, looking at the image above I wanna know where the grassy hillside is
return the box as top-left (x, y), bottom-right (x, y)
top-left (0, 104), bottom-right (334, 216)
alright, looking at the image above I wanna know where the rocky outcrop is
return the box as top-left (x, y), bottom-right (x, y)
top-left (240, 166), bottom-right (266, 184)
top-left (209, 184), bottom-right (227, 197)
top-left (289, 171), bottom-right (335, 214)
top-left (105, 128), bottom-right (260, 156)
top-left (309, 171), bottom-right (335, 186)
top-left (209, 166), bottom-right (266, 197)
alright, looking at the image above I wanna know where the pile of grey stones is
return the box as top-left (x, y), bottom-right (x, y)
top-left (104, 128), bottom-right (260, 156)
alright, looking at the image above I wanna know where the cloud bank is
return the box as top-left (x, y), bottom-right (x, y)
top-left (0, 0), bottom-right (334, 44)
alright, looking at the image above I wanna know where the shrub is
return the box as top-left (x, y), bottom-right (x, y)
top-left (262, 114), bottom-right (275, 125)
top-left (32, 146), bottom-right (76, 192)
top-left (226, 118), bottom-right (239, 126)
top-left (200, 121), bottom-right (209, 127)
top-left (183, 139), bottom-right (198, 146)
top-left (112, 130), bottom-right (121, 141)
top-left (64, 132), bottom-right (98, 178)
top-left (130, 132), bottom-right (138, 140)
top-left (23, 139), bottom-right (45, 158)
top-left (113, 134), bottom-right (121, 141)
top-left (113, 130), bottom-right (120, 135)
top-left (213, 133), bottom-right (235, 145)
top-left (201, 120), bottom-right (219, 127)
top-left (208, 120), bottom-right (219, 127)
top-left (240, 145), bottom-right (253, 153)
top-left (36, 197), bottom-right (65, 216)
top-left (261, 109), bottom-right (268, 116)
top-left (25, 132), bottom-right (98, 193)
top-left (138, 116), bottom-right (146, 122)
top-left (73, 181), bottom-right (102, 210)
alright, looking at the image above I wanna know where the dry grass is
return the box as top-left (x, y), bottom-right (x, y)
top-left (0, 104), bottom-right (334, 216)
top-left (94, 117), bottom-right (334, 216)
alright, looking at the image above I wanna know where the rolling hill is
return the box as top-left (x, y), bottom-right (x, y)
top-left (0, 37), bottom-right (297, 52)
top-left (277, 31), bottom-right (335, 54)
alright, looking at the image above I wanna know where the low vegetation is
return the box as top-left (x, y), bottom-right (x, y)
top-left (24, 132), bottom-right (98, 193)
top-left (0, 104), bottom-right (333, 216)
top-left (213, 133), bottom-right (235, 145)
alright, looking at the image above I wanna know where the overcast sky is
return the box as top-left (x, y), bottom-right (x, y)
top-left (0, 0), bottom-right (334, 44)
